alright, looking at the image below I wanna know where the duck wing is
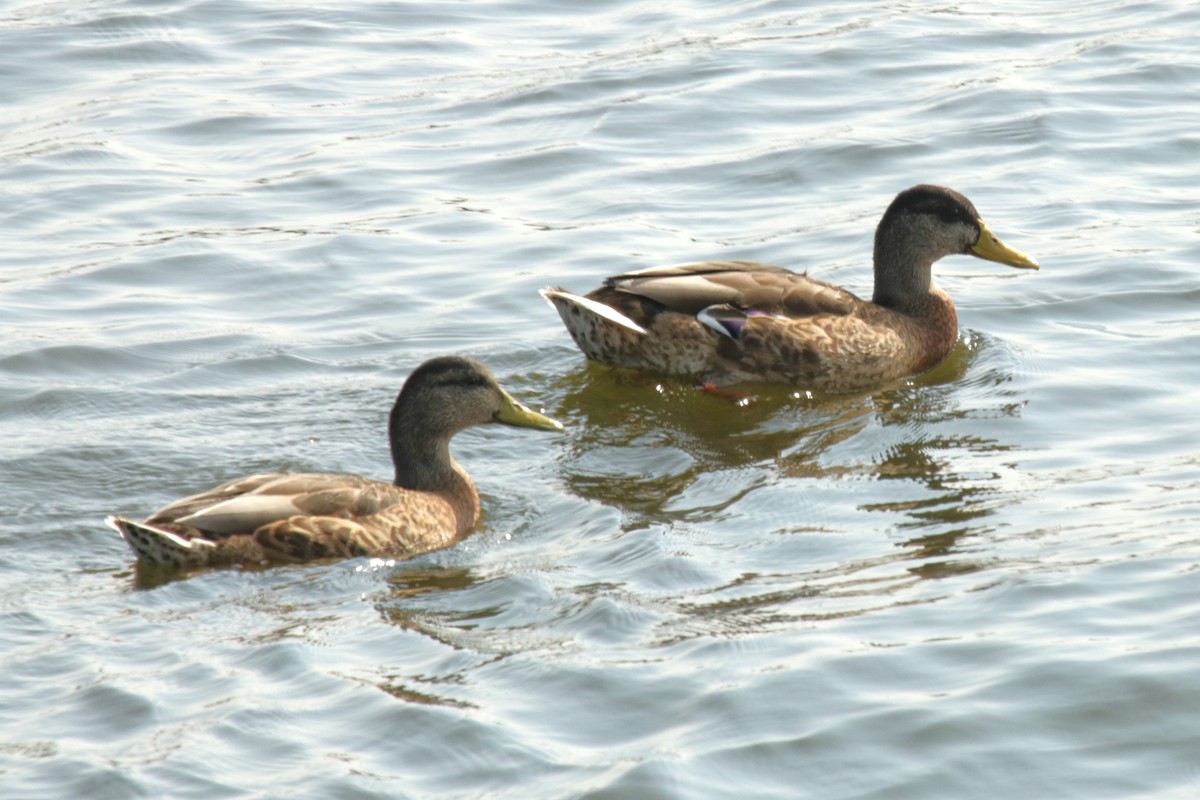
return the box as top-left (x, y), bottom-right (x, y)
top-left (150, 473), bottom-right (401, 536)
top-left (606, 260), bottom-right (862, 318)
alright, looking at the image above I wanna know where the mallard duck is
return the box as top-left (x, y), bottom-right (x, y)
top-left (106, 356), bottom-right (563, 569)
top-left (541, 184), bottom-right (1039, 392)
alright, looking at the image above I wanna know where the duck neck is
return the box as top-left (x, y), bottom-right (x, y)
top-left (872, 232), bottom-right (937, 315)
top-left (389, 419), bottom-right (480, 536)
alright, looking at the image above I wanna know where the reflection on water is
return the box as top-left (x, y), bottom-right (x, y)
top-left (378, 565), bottom-right (485, 641)
top-left (129, 561), bottom-right (185, 591)
top-left (539, 331), bottom-right (1035, 634)
top-left (373, 565), bottom-right (491, 709)
top-left (556, 332), bottom-right (1022, 516)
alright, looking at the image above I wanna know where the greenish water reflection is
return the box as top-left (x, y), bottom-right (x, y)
top-left (554, 334), bottom-right (1028, 585)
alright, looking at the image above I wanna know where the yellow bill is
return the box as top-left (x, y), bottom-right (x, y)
top-left (971, 220), bottom-right (1040, 270)
top-left (495, 389), bottom-right (564, 431)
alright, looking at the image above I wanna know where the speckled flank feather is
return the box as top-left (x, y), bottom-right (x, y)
top-left (542, 186), bottom-right (1038, 391)
top-left (106, 357), bottom-right (562, 571)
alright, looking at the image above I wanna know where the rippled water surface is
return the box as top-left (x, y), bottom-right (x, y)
top-left (3, 1), bottom-right (1199, 797)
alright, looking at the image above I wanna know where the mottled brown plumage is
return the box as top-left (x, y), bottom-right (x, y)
top-left (542, 185), bottom-right (1039, 392)
top-left (107, 357), bottom-right (562, 570)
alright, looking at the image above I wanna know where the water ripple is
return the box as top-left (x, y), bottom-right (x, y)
top-left (3, 0), bottom-right (1200, 797)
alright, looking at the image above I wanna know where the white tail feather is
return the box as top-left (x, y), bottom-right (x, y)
top-left (106, 515), bottom-right (216, 567)
top-left (106, 515), bottom-right (202, 549)
top-left (540, 287), bottom-right (647, 335)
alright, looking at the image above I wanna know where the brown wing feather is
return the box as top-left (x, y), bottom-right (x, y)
top-left (154, 473), bottom-right (387, 534)
top-left (147, 472), bottom-right (282, 523)
top-left (606, 260), bottom-right (864, 319)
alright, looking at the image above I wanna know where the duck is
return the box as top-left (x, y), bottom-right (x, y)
top-left (541, 184), bottom-right (1039, 392)
top-left (106, 356), bottom-right (563, 570)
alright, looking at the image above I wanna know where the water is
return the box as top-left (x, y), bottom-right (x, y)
top-left (2, 0), bottom-right (1199, 797)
